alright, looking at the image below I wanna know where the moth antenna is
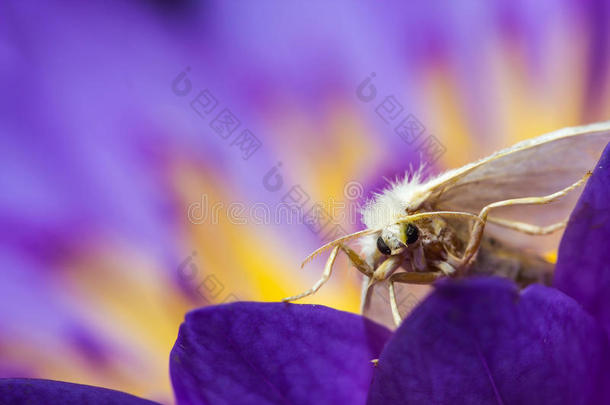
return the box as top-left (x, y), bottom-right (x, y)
top-left (394, 211), bottom-right (484, 226)
top-left (301, 228), bottom-right (381, 268)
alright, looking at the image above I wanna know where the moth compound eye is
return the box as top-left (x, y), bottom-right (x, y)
top-left (376, 236), bottom-right (391, 255)
top-left (405, 223), bottom-right (419, 244)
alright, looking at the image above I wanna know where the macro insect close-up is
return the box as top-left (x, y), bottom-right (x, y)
top-left (2, 2), bottom-right (610, 405)
top-left (285, 122), bottom-right (610, 326)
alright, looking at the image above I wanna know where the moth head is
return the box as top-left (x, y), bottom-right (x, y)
top-left (300, 212), bottom-right (481, 269)
top-left (377, 222), bottom-right (419, 255)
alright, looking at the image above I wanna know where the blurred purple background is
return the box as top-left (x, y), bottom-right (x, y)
top-left (1, 1), bottom-right (608, 403)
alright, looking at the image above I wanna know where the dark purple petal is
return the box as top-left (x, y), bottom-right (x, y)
top-left (0, 378), bottom-right (159, 404)
top-left (367, 277), bottom-right (610, 405)
top-left (554, 142), bottom-right (610, 335)
top-left (170, 302), bottom-right (391, 405)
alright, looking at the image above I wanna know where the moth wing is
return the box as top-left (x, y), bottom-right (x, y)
top-left (361, 277), bottom-right (431, 331)
top-left (424, 121), bottom-right (610, 251)
top-left (428, 121), bottom-right (610, 215)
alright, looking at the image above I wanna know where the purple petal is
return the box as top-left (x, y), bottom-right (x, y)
top-left (0, 378), bottom-right (159, 404)
top-left (170, 302), bottom-right (391, 405)
top-left (554, 142), bottom-right (610, 335)
top-left (367, 277), bottom-right (610, 405)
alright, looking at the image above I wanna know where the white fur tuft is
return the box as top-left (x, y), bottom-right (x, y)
top-left (361, 165), bottom-right (431, 229)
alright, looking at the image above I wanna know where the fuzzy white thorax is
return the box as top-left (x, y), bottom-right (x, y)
top-left (361, 166), bottom-right (433, 230)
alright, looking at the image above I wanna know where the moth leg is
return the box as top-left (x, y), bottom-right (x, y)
top-left (480, 172), bottom-right (590, 223)
top-left (361, 255), bottom-right (404, 314)
top-left (371, 254), bottom-right (403, 282)
top-left (360, 276), bottom-right (374, 314)
top-left (334, 245), bottom-right (377, 313)
top-left (487, 216), bottom-right (567, 235)
top-left (459, 173), bottom-right (590, 270)
top-left (333, 243), bottom-right (380, 313)
top-left (388, 271), bottom-right (444, 326)
top-left (283, 243), bottom-right (375, 303)
top-left (339, 245), bottom-right (374, 277)
top-left (282, 245), bottom-right (340, 302)
top-left (412, 243), bottom-right (427, 272)
top-left (431, 260), bottom-right (456, 276)
top-left (387, 280), bottom-right (402, 327)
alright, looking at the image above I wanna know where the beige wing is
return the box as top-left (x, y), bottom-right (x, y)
top-left (426, 121), bottom-right (610, 251)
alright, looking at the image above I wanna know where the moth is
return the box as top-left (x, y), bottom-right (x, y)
top-left (283, 121), bottom-right (610, 326)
